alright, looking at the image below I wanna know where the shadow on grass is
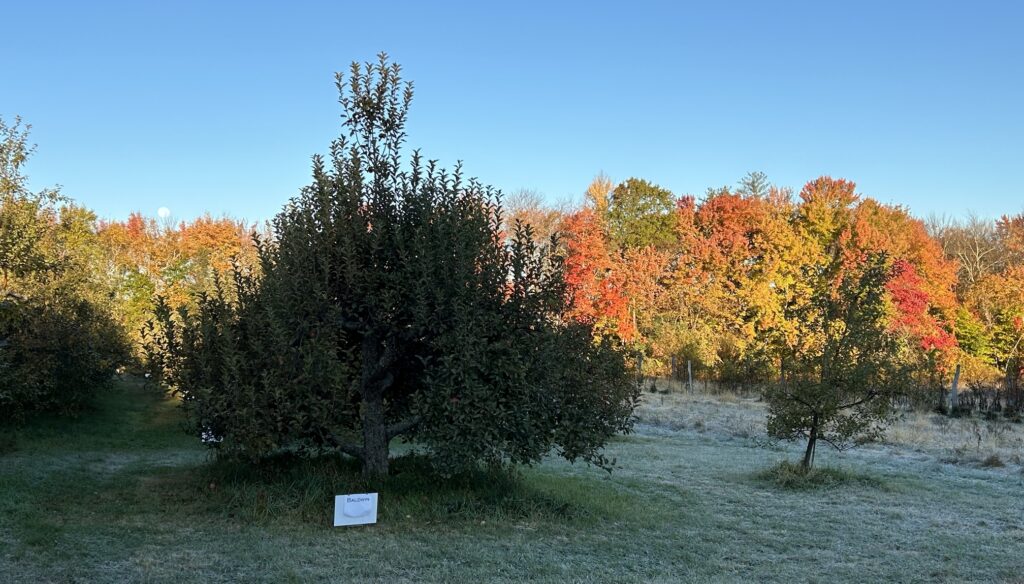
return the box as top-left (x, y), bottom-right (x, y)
top-left (149, 453), bottom-right (643, 528)
top-left (4, 378), bottom-right (653, 543)
top-left (3, 376), bottom-right (191, 454)
top-left (0, 429), bottom-right (17, 455)
top-left (755, 460), bottom-right (887, 491)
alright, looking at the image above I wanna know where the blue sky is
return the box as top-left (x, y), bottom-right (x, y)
top-left (2, 0), bottom-right (1021, 223)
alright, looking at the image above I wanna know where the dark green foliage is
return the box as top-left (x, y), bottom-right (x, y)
top-left (0, 117), bottom-right (130, 423)
top-left (605, 178), bottom-right (678, 250)
top-left (1, 293), bottom-right (128, 418)
top-left (764, 253), bottom-right (914, 467)
top-left (148, 54), bottom-right (637, 477)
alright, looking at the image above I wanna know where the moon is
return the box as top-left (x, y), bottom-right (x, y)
top-left (157, 207), bottom-right (171, 219)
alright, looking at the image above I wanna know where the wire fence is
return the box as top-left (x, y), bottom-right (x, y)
top-left (638, 359), bottom-right (1023, 420)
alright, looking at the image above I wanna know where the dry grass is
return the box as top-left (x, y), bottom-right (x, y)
top-left (636, 379), bottom-right (1024, 472)
top-left (635, 384), bottom-right (766, 440)
top-left (884, 410), bottom-right (1024, 468)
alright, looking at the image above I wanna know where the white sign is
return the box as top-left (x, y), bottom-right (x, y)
top-left (333, 493), bottom-right (378, 527)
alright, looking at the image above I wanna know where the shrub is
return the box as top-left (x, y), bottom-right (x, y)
top-left (0, 293), bottom-right (128, 419)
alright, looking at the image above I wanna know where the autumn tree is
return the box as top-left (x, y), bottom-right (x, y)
top-left (563, 174), bottom-right (675, 347)
top-left (998, 213), bottom-right (1024, 264)
top-left (98, 212), bottom-right (257, 354)
top-left (562, 175), bottom-right (677, 375)
top-left (149, 55), bottom-right (637, 478)
top-left (928, 212), bottom-right (1024, 390)
top-left (761, 177), bottom-right (933, 467)
top-left (562, 207), bottom-right (636, 340)
top-left (585, 172), bottom-right (613, 217)
top-left (850, 200), bottom-right (958, 382)
top-left (962, 250), bottom-right (1024, 392)
top-left (669, 183), bottom-right (804, 382)
top-left (765, 253), bottom-right (912, 468)
top-left (96, 213), bottom-right (159, 350)
top-left (503, 188), bottom-right (565, 244)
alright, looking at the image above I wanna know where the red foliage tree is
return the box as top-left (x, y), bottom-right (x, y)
top-left (562, 208), bottom-right (636, 340)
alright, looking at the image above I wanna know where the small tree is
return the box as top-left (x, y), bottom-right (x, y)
top-left (149, 55), bottom-right (638, 478)
top-left (765, 253), bottom-right (913, 468)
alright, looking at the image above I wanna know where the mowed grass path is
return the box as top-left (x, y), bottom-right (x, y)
top-left (2, 379), bottom-right (1023, 583)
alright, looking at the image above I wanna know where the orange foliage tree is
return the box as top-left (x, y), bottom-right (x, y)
top-left (98, 213), bottom-right (257, 353)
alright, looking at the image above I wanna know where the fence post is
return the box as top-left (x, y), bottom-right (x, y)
top-left (949, 363), bottom-right (960, 411)
top-left (637, 352), bottom-right (644, 390)
top-left (687, 360), bottom-right (693, 393)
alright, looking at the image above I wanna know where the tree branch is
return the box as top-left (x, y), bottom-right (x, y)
top-left (336, 441), bottom-right (365, 459)
top-left (778, 386), bottom-right (819, 412)
top-left (817, 433), bottom-right (849, 451)
top-left (838, 388), bottom-right (880, 410)
top-left (386, 415), bottom-right (421, 439)
top-left (324, 431), bottom-right (364, 460)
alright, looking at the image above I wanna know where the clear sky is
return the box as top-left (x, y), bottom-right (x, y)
top-left (2, 0), bottom-right (1022, 223)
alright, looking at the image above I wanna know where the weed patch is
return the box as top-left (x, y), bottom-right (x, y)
top-left (756, 460), bottom-right (885, 490)
top-left (980, 454), bottom-right (1005, 468)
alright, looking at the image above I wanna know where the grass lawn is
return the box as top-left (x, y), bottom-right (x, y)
top-left (2, 378), bottom-right (1023, 583)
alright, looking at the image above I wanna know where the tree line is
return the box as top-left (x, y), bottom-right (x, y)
top-left (544, 173), bottom-right (1023, 398)
top-left (514, 171), bottom-right (1024, 465)
top-left (3, 55), bottom-right (1022, 475)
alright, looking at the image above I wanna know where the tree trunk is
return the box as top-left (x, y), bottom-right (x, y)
top-left (361, 391), bottom-right (389, 479)
top-left (357, 332), bottom-right (396, 479)
top-left (802, 417), bottom-right (818, 469)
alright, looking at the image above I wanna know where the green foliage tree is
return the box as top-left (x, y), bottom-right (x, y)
top-left (606, 178), bottom-right (678, 250)
top-left (149, 55), bottom-right (638, 478)
top-left (764, 253), bottom-right (913, 468)
top-left (0, 117), bottom-right (129, 421)
top-left (0, 117), bottom-right (61, 291)
top-left (736, 170), bottom-right (771, 198)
